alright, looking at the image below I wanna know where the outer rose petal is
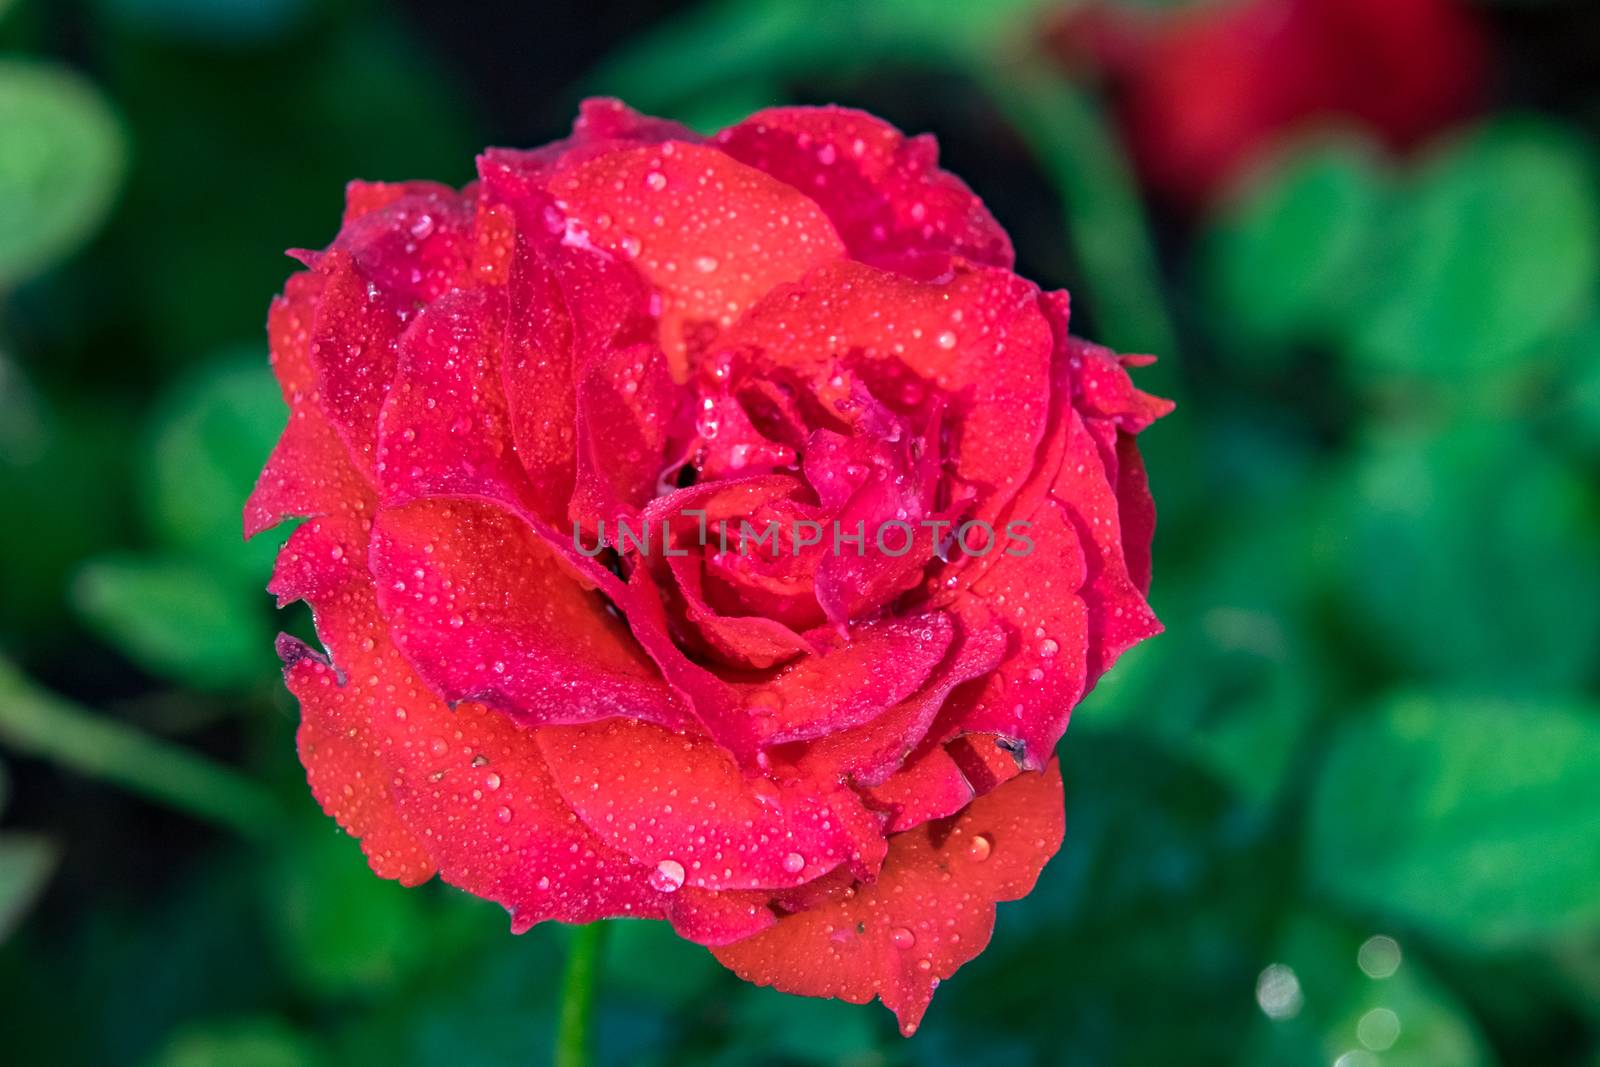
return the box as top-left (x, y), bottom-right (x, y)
top-left (288, 636), bottom-right (436, 885)
top-left (368, 498), bottom-right (687, 730)
top-left (1114, 431), bottom-right (1157, 594)
top-left (245, 271), bottom-right (373, 537)
top-left (301, 188), bottom-right (474, 472)
top-left (375, 287), bottom-right (537, 511)
top-left (716, 106), bottom-right (1014, 278)
top-left (548, 142), bottom-right (848, 379)
top-left (712, 761), bottom-right (1066, 1036)
top-left (274, 513), bottom-right (769, 945)
top-left (476, 97), bottom-right (701, 190)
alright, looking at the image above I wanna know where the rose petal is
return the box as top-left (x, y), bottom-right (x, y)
top-left (375, 287), bottom-right (538, 510)
top-left (537, 717), bottom-right (886, 891)
top-left (755, 613), bottom-right (954, 746)
top-left (572, 341), bottom-right (681, 527)
top-left (245, 272), bottom-right (373, 537)
top-left (289, 635), bottom-right (436, 886)
top-left (797, 607), bottom-right (1008, 788)
top-left (711, 761), bottom-right (1065, 1037)
top-left (550, 142), bottom-right (848, 379)
top-left (726, 260), bottom-right (1052, 529)
top-left (859, 746), bottom-right (973, 833)
top-left (368, 498), bottom-right (688, 730)
top-left (302, 189), bottom-right (474, 474)
top-left (716, 106), bottom-right (1014, 278)
top-left (274, 511), bottom-right (766, 945)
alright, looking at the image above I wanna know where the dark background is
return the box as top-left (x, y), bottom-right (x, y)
top-left (1, 1), bottom-right (1598, 1064)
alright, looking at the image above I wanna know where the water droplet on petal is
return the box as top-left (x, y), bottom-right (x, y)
top-left (650, 859), bottom-right (686, 893)
top-left (968, 833), bottom-right (993, 862)
top-left (889, 927), bottom-right (916, 950)
top-left (782, 852), bottom-right (805, 874)
top-left (494, 805), bottom-right (514, 824)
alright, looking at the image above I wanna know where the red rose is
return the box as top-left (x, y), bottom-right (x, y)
top-left (247, 99), bottom-right (1168, 1035)
top-left (1055, 0), bottom-right (1488, 204)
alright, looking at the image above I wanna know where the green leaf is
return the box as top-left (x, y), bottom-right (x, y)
top-left (95, 0), bottom-right (308, 45)
top-left (1201, 135), bottom-right (1388, 358)
top-left (1244, 913), bottom-right (1493, 1066)
top-left (0, 833), bottom-right (58, 943)
top-left (0, 59), bottom-right (126, 288)
top-left (1081, 420), bottom-right (1327, 813)
top-left (0, 656), bottom-right (281, 836)
top-left (587, 0), bottom-right (1055, 111)
top-left (72, 554), bottom-right (270, 690)
top-left (1308, 692), bottom-right (1600, 946)
top-left (267, 826), bottom-right (432, 999)
top-left (149, 1017), bottom-right (324, 1067)
top-left (1338, 420), bottom-right (1600, 690)
top-left (1352, 119), bottom-right (1599, 383)
top-left (942, 733), bottom-right (1285, 1064)
top-left (143, 351), bottom-right (286, 580)
top-left (1549, 315), bottom-right (1600, 457)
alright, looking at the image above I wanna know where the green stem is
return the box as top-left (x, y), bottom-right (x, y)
top-left (971, 49), bottom-right (1180, 378)
top-left (554, 922), bottom-right (609, 1067)
top-left (0, 657), bottom-right (281, 837)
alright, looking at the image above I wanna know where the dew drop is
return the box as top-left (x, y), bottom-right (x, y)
top-left (782, 852), bottom-right (805, 874)
top-left (968, 833), bottom-right (993, 862)
top-left (650, 859), bottom-right (686, 893)
top-left (936, 330), bottom-right (957, 350)
top-left (494, 805), bottom-right (513, 824)
top-left (644, 171), bottom-right (668, 192)
top-left (1038, 638), bottom-right (1059, 657)
top-left (889, 927), bottom-right (916, 950)
top-left (483, 772), bottom-right (502, 791)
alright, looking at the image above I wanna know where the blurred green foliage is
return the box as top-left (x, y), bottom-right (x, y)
top-left (1, 0), bottom-right (1598, 1064)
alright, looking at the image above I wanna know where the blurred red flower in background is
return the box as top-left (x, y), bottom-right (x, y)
top-left (1052, 0), bottom-right (1491, 204)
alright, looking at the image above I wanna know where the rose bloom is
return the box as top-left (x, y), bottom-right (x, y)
top-left (247, 99), bottom-right (1168, 1035)
top-left (1053, 0), bottom-right (1489, 204)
